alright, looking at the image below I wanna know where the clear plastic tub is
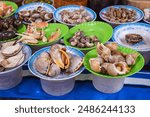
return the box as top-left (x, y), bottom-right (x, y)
top-left (0, 45), bottom-right (32, 90)
top-left (28, 46), bottom-right (85, 96)
top-left (140, 51), bottom-right (150, 65)
top-left (41, 78), bottom-right (75, 96)
top-left (92, 76), bottom-right (125, 93)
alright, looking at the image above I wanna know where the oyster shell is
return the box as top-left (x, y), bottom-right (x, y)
top-left (1, 50), bottom-right (25, 69)
top-left (50, 44), bottom-right (70, 69)
top-left (1, 43), bottom-right (23, 57)
top-left (66, 56), bottom-right (83, 73)
top-left (89, 57), bottom-right (102, 73)
top-left (107, 62), bottom-right (130, 76)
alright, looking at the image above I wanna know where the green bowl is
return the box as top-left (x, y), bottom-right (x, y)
top-left (0, 24), bottom-right (26, 42)
top-left (63, 21), bottom-right (113, 51)
top-left (1, 1), bottom-right (18, 19)
top-left (29, 23), bottom-right (69, 47)
top-left (84, 46), bottom-right (145, 78)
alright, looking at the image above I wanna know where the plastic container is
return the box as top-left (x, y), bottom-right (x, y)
top-left (113, 23), bottom-right (150, 64)
top-left (41, 78), bottom-right (75, 96)
top-left (0, 45), bottom-right (32, 90)
top-left (140, 51), bottom-right (150, 65)
top-left (93, 76), bottom-right (125, 93)
top-left (84, 46), bottom-right (145, 94)
top-left (28, 46), bottom-right (85, 96)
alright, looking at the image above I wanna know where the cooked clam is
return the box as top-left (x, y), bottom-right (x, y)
top-left (1, 43), bottom-right (23, 57)
top-left (34, 44), bottom-right (83, 78)
top-left (1, 50), bottom-right (25, 69)
top-left (50, 44), bottom-right (70, 69)
top-left (35, 52), bottom-right (51, 75)
top-left (66, 56), bottom-right (83, 73)
top-left (47, 63), bottom-right (61, 77)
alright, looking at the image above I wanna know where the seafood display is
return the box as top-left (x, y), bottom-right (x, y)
top-left (144, 8), bottom-right (150, 23)
top-left (0, 41), bottom-right (25, 72)
top-left (60, 6), bottom-right (92, 24)
top-left (35, 44), bottom-right (83, 77)
top-left (17, 22), bottom-right (61, 44)
top-left (0, 1), bottom-right (14, 17)
top-left (89, 43), bottom-right (139, 76)
top-left (23, 0), bottom-right (53, 5)
top-left (102, 7), bottom-right (137, 23)
top-left (0, 16), bottom-right (23, 41)
top-left (69, 30), bottom-right (99, 48)
top-left (18, 6), bottom-right (53, 23)
top-left (125, 34), bottom-right (143, 44)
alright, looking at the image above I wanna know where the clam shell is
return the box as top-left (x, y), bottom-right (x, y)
top-left (50, 44), bottom-right (70, 69)
top-left (1, 43), bottom-right (23, 57)
top-left (1, 50), bottom-right (25, 69)
top-left (47, 63), bottom-right (61, 77)
top-left (66, 56), bottom-right (83, 73)
top-left (35, 52), bottom-right (51, 75)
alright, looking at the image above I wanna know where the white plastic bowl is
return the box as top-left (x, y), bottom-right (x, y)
top-left (113, 23), bottom-right (150, 64)
top-left (0, 44), bottom-right (32, 90)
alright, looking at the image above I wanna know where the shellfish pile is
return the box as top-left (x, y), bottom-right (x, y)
top-left (89, 43), bottom-right (139, 76)
top-left (69, 30), bottom-right (99, 48)
top-left (102, 7), bottom-right (136, 23)
top-left (18, 6), bottom-right (53, 23)
top-left (35, 44), bottom-right (83, 77)
top-left (144, 8), bottom-right (150, 23)
top-left (0, 1), bottom-right (14, 17)
top-left (0, 41), bottom-right (25, 72)
top-left (60, 6), bottom-right (92, 24)
top-left (0, 16), bottom-right (22, 41)
top-left (17, 22), bottom-right (61, 44)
